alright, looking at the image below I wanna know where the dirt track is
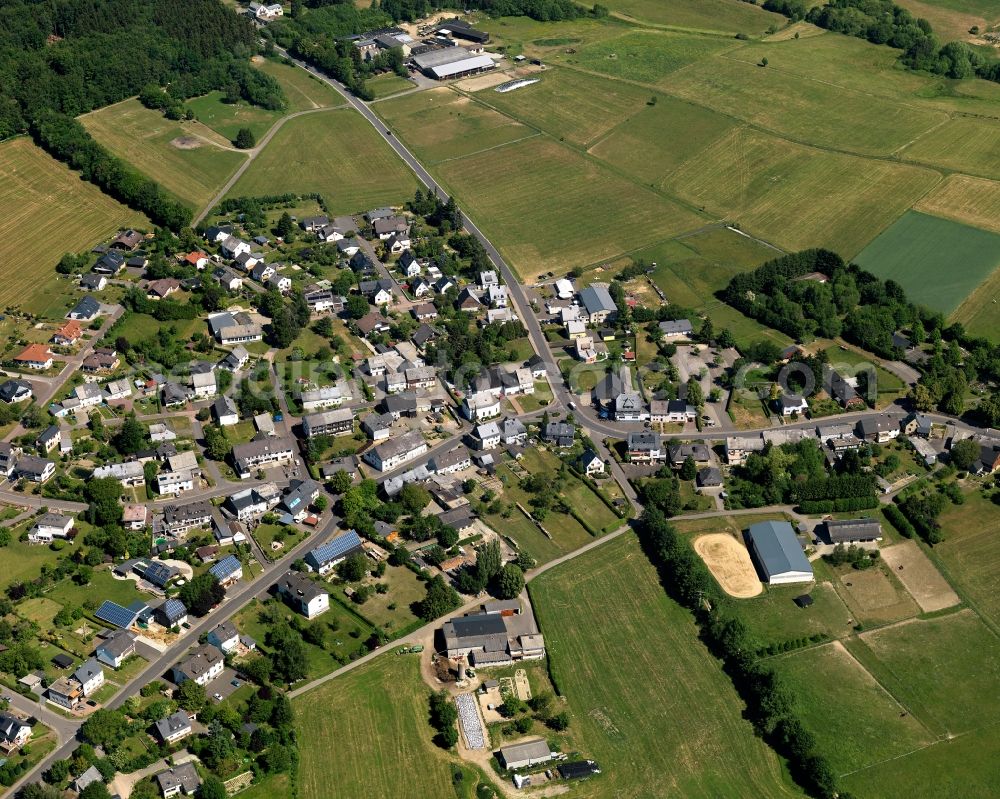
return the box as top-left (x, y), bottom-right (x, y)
top-left (694, 533), bottom-right (763, 598)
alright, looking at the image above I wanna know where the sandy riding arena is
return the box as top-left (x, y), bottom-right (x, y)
top-left (880, 540), bottom-right (959, 612)
top-left (694, 534), bottom-right (763, 598)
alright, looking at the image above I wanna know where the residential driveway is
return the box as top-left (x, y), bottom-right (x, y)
top-left (109, 750), bottom-right (196, 799)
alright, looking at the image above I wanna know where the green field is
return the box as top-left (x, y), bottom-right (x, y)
top-left (669, 127), bottom-right (939, 258)
top-left (186, 91), bottom-right (283, 142)
top-left (573, 30), bottom-right (738, 87)
top-left (840, 725), bottom-right (1000, 798)
top-left (601, 0), bottom-right (786, 32)
top-left (81, 99), bottom-right (246, 209)
top-left (846, 611), bottom-right (1000, 736)
top-left (773, 642), bottom-right (933, 774)
top-left (0, 138), bottom-right (146, 314)
top-left (666, 55), bottom-right (947, 157)
top-left (735, 581), bottom-right (857, 647)
top-left (294, 655), bottom-right (485, 799)
top-left (366, 73), bottom-right (417, 99)
top-left (229, 109), bottom-right (419, 215)
top-left (914, 174), bottom-right (1000, 236)
top-left (378, 88), bottom-right (532, 163)
top-left (481, 67), bottom-right (654, 147)
top-left (530, 533), bottom-right (802, 797)
top-left (902, 116), bottom-right (1000, 181)
top-left (933, 490), bottom-right (1000, 630)
top-left (0, 535), bottom-right (70, 592)
top-left (896, 0), bottom-right (1000, 43)
top-left (588, 95), bottom-right (736, 185)
top-left (853, 211), bottom-right (1000, 314)
top-left (255, 59), bottom-right (343, 112)
top-left (434, 136), bottom-right (705, 280)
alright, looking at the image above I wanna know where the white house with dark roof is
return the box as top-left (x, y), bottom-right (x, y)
top-left (95, 628), bottom-right (137, 669)
top-left (207, 621), bottom-right (240, 654)
top-left (155, 710), bottom-right (193, 743)
top-left (72, 658), bottom-right (105, 696)
top-left (277, 571), bottom-right (330, 618)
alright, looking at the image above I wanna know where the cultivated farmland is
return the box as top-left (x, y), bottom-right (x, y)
top-left (378, 88), bottom-right (532, 163)
top-left (228, 109), bottom-right (419, 215)
top-left (669, 128), bottom-right (939, 257)
top-left (914, 174), bottom-right (1000, 235)
top-left (901, 115), bottom-right (1000, 180)
top-left (529, 533), bottom-right (802, 798)
top-left (588, 94), bottom-right (736, 185)
top-left (434, 136), bottom-right (705, 280)
top-left (951, 264), bottom-right (1000, 341)
top-left (853, 211), bottom-right (1000, 314)
top-left (0, 138), bottom-right (145, 313)
top-left (666, 55), bottom-right (947, 156)
top-left (294, 656), bottom-right (485, 798)
top-left (481, 67), bottom-right (654, 147)
top-left (773, 642), bottom-right (933, 774)
top-left (81, 99), bottom-right (246, 209)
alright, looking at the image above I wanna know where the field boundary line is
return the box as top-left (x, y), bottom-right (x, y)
top-left (430, 131), bottom-right (543, 165)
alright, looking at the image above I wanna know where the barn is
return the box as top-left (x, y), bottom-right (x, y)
top-left (747, 521), bottom-right (813, 585)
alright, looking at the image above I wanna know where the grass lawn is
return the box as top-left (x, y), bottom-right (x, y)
top-left (253, 523), bottom-right (306, 557)
top-left (845, 610), bottom-right (1000, 737)
top-left (237, 773), bottom-right (290, 799)
top-left (853, 211), bottom-right (1000, 314)
top-left (666, 53), bottom-right (947, 158)
top-left (734, 580), bottom-right (857, 647)
top-left (378, 87), bottom-right (529, 163)
top-left (1, 535), bottom-right (69, 592)
top-left (481, 65), bottom-right (662, 148)
top-left (573, 30), bottom-right (738, 88)
top-left (669, 127), bottom-right (939, 259)
top-left (186, 91), bottom-right (283, 142)
top-left (111, 312), bottom-right (204, 344)
top-left (509, 380), bottom-right (553, 413)
top-left (294, 655), bottom-right (488, 798)
top-left (348, 565), bottom-right (424, 634)
top-left (486, 505), bottom-right (564, 565)
top-left (933, 489), bottom-right (1000, 631)
top-left (707, 301), bottom-right (793, 351)
top-left (530, 533), bottom-right (802, 798)
top-left (255, 59), bottom-right (343, 112)
top-left (0, 138), bottom-right (146, 314)
top-left (434, 136), bottom-right (705, 281)
top-left (366, 73), bottom-right (417, 99)
top-left (80, 99), bottom-right (246, 210)
top-left (589, 94), bottom-right (736, 186)
top-left (678, 479), bottom-right (713, 512)
top-left (48, 567), bottom-right (147, 613)
top-left (18, 597), bottom-right (62, 628)
top-left (229, 109), bottom-right (419, 216)
top-left (772, 642), bottom-right (933, 775)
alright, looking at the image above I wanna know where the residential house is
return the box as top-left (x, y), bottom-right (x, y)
top-left (856, 416), bottom-right (900, 443)
top-left (668, 442), bottom-right (711, 469)
top-left (373, 215), bottom-right (408, 239)
top-left (93, 251), bottom-right (125, 274)
top-left (500, 418), bottom-right (527, 447)
top-left (92, 461), bottom-right (146, 488)
top-left (303, 408), bottom-right (353, 438)
top-left (157, 469), bottom-right (195, 495)
top-left (649, 399), bottom-right (696, 424)
top-left (0, 379), bottom-right (31, 404)
top-left (301, 386), bottom-right (344, 411)
top-left (212, 396), bottom-right (239, 426)
top-left (277, 571), bottom-right (330, 618)
top-left (456, 287), bottom-right (481, 313)
top-left (361, 412), bottom-right (393, 441)
top-left (209, 554), bottom-right (243, 587)
top-left (154, 711), bottom-right (193, 744)
top-left (578, 285), bottom-right (617, 324)
top-left (47, 676), bottom-right (84, 710)
top-left (68, 296), bottom-right (101, 321)
top-left (220, 344), bottom-right (250, 371)
top-left (149, 423), bottom-right (177, 443)
top-left (72, 658), bottom-right (105, 697)
top-left (545, 422), bottom-right (575, 448)
top-left (463, 391), bottom-right (501, 422)
top-left (27, 512), bottom-right (73, 544)
top-left (697, 467), bottom-right (723, 488)
top-left (0, 713), bottom-right (32, 751)
top-left (431, 446), bottom-right (472, 475)
top-left (337, 238), bottom-right (361, 257)
top-left (13, 344), bottom-right (54, 370)
top-left (828, 370), bottom-right (867, 410)
top-left (777, 394), bottom-right (809, 417)
top-left (267, 273), bottom-right (292, 294)
top-left (81, 348), bottom-right (119, 373)
top-left (15, 455), bottom-right (55, 483)
top-left (52, 320), bottom-right (83, 347)
top-left (104, 378), bottom-right (132, 401)
top-left (207, 621), bottom-right (240, 654)
top-left (80, 273), bottom-right (107, 291)
top-left (473, 421), bottom-right (502, 450)
top-left (626, 432), bottom-right (663, 464)
top-left (303, 531), bottom-right (365, 576)
top-left (901, 412), bottom-right (934, 438)
top-left (36, 425), bottom-right (60, 453)
top-left (613, 392), bottom-right (647, 421)
top-left (232, 436), bottom-right (296, 478)
top-left (172, 644), bottom-right (224, 686)
top-left (659, 319), bottom-right (694, 338)
top-left (156, 763), bottom-right (202, 798)
top-left (191, 370), bottom-right (217, 398)
top-left (162, 501), bottom-right (213, 536)
top-left (280, 478), bottom-right (320, 521)
top-left (581, 450), bottom-right (605, 477)
top-left (146, 279), bottom-right (180, 300)
top-left (95, 629), bottom-right (137, 669)
top-left (411, 302), bottom-right (438, 321)
top-left (161, 382), bottom-right (190, 408)
top-left (363, 431), bottom-right (428, 471)
top-left (123, 503), bottom-right (151, 531)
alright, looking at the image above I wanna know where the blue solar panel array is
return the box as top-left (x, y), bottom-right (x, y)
top-left (95, 600), bottom-right (137, 629)
top-left (305, 530), bottom-right (363, 567)
top-left (209, 555), bottom-right (242, 581)
top-left (160, 598), bottom-right (187, 623)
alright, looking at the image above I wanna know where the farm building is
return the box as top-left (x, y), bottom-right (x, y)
top-left (823, 518), bottom-right (883, 545)
top-left (498, 738), bottom-right (553, 770)
top-left (412, 47), bottom-right (495, 80)
top-left (746, 521), bottom-right (813, 585)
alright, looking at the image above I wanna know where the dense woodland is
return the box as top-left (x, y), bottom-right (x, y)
top-left (721, 249), bottom-right (1000, 421)
top-left (764, 0), bottom-right (1000, 82)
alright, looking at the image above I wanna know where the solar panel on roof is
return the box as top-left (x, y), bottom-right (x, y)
top-left (209, 555), bottom-right (241, 579)
top-left (95, 600), bottom-right (136, 629)
top-left (307, 530), bottom-right (362, 565)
